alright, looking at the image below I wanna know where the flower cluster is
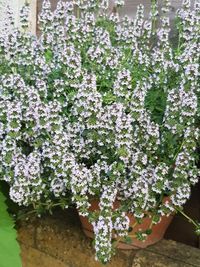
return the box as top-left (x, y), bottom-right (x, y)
top-left (0, 0), bottom-right (199, 263)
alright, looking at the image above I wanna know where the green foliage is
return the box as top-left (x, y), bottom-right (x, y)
top-left (195, 224), bottom-right (200, 236)
top-left (124, 236), bottom-right (132, 244)
top-left (45, 49), bottom-right (53, 63)
top-left (145, 86), bottom-right (167, 124)
top-left (0, 185), bottom-right (22, 267)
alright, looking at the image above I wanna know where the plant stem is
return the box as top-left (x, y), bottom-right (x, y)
top-left (176, 207), bottom-right (199, 227)
top-left (173, 139), bottom-right (185, 162)
top-left (114, 221), bottom-right (138, 248)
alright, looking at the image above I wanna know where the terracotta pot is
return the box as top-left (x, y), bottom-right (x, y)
top-left (79, 199), bottom-right (173, 249)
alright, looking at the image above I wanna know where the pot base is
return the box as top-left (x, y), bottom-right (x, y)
top-left (79, 199), bottom-right (174, 250)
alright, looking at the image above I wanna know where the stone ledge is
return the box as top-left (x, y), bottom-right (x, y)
top-left (132, 240), bottom-right (200, 267)
top-left (17, 209), bottom-right (200, 267)
top-left (18, 209), bottom-right (135, 267)
top-left (20, 244), bottom-right (69, 267)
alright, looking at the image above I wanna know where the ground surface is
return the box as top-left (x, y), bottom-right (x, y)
top-left (17, 208), bottom-right (200, 267)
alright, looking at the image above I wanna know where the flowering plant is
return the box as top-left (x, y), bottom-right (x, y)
top-left (0, 0), bottom-right (200, 263)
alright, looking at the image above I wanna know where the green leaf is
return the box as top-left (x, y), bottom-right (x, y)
top-left (0, 188), bottom-right (22, 267)
top-left (145, 86), bottom-right (167, 124)
top-left (102, 92), bottom-right (117, 104)
top-left (117, 162), bottom-right (125, 173)
top-left (136, 231), bottom-right (146, 241)
top-left (45, 49), bottom-right (53, 62)
top-left (124, 236), bottom-right (132, 244)
top-left (117, 147), bottom-right (129, 157)
top-left (10, 121), bottom-right (19, 128)
top-left (152, 214), bottom-right (161, 224)
top-left (195, 223), bottom-right (200, 236)
top-left (145, 229), bottom-right (153, 235)
top-left (128, 226), bottom-right (133, 233)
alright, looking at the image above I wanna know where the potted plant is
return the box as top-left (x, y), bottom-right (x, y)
top-left (0, 0), bottom-right (199, 264)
